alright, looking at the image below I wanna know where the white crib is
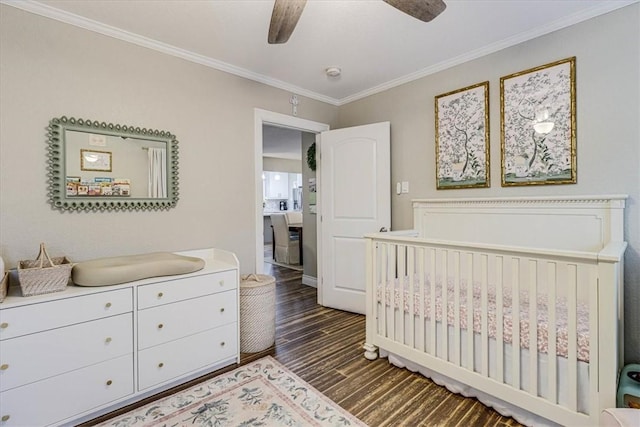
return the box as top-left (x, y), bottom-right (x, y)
top-left (364, 195), bottom-right (627, 427)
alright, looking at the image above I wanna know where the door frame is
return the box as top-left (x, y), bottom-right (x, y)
top-left (253, 109), bottom-right (329, 278)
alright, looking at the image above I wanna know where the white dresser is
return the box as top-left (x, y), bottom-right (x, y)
top-left (0, 248), bottom-right (239, 427)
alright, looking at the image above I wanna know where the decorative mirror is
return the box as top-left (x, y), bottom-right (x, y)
top-left (47, 116), bottom-right (179, 211)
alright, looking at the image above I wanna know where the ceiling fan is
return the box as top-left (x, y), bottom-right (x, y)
top-left (268, 0), bottom-right (447, 44)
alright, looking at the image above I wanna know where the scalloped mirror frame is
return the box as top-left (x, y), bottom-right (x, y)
top-left (47, 116), bottom-right (179, 212)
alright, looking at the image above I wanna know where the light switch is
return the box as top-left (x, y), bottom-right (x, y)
top-left (401, 181), bottom-right (409, 194)
top-left (396, 182), bottom-right (402, 195)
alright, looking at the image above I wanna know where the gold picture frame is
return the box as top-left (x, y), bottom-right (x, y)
top-left (435, 81), bottom-right (490, 189)
top-left (80, 149), bottom-right (112, 172)
top-left (500, 57), bottom-right (576, 186)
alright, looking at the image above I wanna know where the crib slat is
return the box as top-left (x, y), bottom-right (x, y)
top-left (466, 253), bottom-right (474, 371)
top-left (529, 260), bottom-right (538, 397)
top-left (547, 262), bottom-right (557, 405)
top-left (408, 246), bottom-right (415, 349)
top-left (567, 264), bottom-right (578, 411)
top-left (398, 244), bottom-right (406, 346)
top-left (453, 251), bottom-right (461, 366)
top-left (512, 258), bottom-right (521, 390)
top-left (441, 250), bottom-right (448, 361)
top-left (381, 243), bottom-right (388, 339)
top-left (429, 248), bottom-right (437, 356)
top-left (481, 254), bottom-right (489, 377)
top-left (418, 247), bottom-right (426, 353)
top-left (495, 256), bottom-right (504, 383)
top-left (390, 244), bottom-right (398, 342)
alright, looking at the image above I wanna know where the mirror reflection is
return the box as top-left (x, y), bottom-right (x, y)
top-left (47, 116), bottom-right (179, 212)
top-left (65, 131), bottom-right (167, 198)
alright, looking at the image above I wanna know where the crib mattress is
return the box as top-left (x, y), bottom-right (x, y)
top-left (377, 276), bottom-right (590, 362)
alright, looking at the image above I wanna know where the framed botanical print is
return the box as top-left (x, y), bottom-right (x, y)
top-left (500, 57), bottom-right (576, 186)
top-left (435, 81), bottom-right (490, 189)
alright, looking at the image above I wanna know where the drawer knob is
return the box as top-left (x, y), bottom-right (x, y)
top-left (158, 362), bottom-right (164, 368)
top-left (106, 380), bottom-right (113, 386)
top-left (158, 292), bottom-right (164, 298)
top-left (0, 364), bottom-right (8, 371)
top-left (105, 337), bottom-right (112, 344)
top-left (220, 307), bottom-right (225, 313)
top-left (105, 302), bottom-right (112, 309)
top-left (158, 323), bottom-right (164, 329)
top-left (219, 280), bottom-right (224, 286)
top-left (0, 322), bottom-right (8, 329)
top-left (1, 415), bottom-right (10, 422)
top-left (220, 341), bottom-right (225, 347)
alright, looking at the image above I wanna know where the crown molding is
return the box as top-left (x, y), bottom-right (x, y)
top-left (3, 0), bottom-right (636, 108)
top-left (0, 0), bottom-right (341, 106)
top-left (336, 0), bottom-right (638, 106)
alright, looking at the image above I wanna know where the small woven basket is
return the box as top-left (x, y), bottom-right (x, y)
top-left (240, 274), bottom-right (276, 353)
top-left (18, 243), bottom-right (72, 297)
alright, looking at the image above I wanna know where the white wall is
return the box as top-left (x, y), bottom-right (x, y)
top-left (0, 5), bottom-right (337, 272)
top-left (338, 5), bottom-right (640, 362)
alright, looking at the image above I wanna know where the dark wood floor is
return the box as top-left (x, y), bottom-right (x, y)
top-left (84, 264), bottom-right (522, 426)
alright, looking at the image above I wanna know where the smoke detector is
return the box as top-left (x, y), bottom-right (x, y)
top-left (325, 67), bottom-right (341, 77)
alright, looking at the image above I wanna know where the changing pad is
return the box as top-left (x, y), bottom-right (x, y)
top-left (72, 252), bottom-right (205, 287)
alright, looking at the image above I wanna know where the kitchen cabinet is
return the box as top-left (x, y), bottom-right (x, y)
top-left (264, 171), bottom-right (288, 199)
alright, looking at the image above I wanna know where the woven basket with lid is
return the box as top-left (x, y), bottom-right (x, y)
top-left (240, 274), bottom-right (276, 353)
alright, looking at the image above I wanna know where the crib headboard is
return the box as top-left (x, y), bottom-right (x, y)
top-left (412, 195), bottom-right (626, 252)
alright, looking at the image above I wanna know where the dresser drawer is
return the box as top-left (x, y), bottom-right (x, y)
top-left (0, 288), bottom-right (132, 341)
top-left (0, 313), bottom-right (133, 392)
top-left (138, 323), bottom-right (237, 391)
top-left (0, 354), bottom-right (133, 427)
top-left (138, 289), bottom-right (236, 349)
top-left (137, 270), bottom-right (237, 309)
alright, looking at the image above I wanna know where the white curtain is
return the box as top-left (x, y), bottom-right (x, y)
top-left (147, 147), bottom-right (167, 198)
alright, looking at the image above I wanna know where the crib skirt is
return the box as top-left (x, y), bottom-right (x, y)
top-left (377, 303), bottom-right (590, 425)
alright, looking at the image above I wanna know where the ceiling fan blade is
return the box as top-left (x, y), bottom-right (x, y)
top-left (268, 0), bottom-right (307, 44)
top-left (383, 0), bottom-right (446, 22)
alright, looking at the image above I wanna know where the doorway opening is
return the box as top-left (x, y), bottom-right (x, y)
top-left (253, 109), bottom-right (329, 286)
top-left (262, 124), bottom-right (304, 272)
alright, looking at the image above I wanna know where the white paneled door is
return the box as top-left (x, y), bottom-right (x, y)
top-left (319, 122), bottom-right (390, 314)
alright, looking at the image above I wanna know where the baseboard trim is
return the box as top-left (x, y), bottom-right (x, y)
top-left (302, 275), bottom-right (317, 288)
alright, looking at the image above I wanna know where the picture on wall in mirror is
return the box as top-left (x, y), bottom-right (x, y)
top-left (500, 56), bottom-right (576, 186)
top-left (80, 149), bottom-right (112, 172)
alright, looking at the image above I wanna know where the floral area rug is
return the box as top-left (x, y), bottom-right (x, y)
top-left (96, 356), bottom-right (367, 427)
